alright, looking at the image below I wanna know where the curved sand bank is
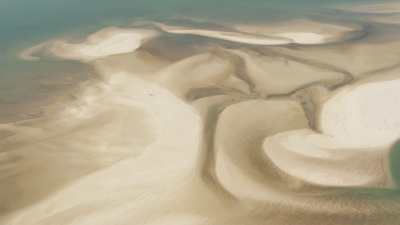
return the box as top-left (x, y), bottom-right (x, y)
top-left (264, 77), bottom-right (400, 187)
top-left (233, 19), bottom-right (361, 45)
top-left (154, 22), bottom-right (293, 45)
top-left (321, 79), bottom-right (400, 148)
top-left (264, 129), bottom-right (392, 187)
top-left (5, 16), bottom-right (400, 225)
top-left (155, 19), bottom-right (360, 45)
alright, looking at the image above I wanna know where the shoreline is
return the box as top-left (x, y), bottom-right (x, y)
top-left (2, 11), bottom-right (400, 224)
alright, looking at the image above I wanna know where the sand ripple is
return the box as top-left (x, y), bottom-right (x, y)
top-left (4, 16), bottom-right (400, 225)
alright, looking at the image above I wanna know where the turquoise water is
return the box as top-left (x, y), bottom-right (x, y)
top-left (0, 0), bottom-right (387, 66)
top-left (1, 1), bottom-right (400, 223)
top-left (0, 0), bottom-right (384, 48)
top-left (0, 0), bottom-right (394, 121)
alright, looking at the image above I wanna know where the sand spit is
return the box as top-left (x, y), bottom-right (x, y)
top-left (234, 19), bottom-right (360, 45)
top-left (156, 21), bottom-right (353, 45)
top-left (274, 37), bottom-right (400, 76)
top-left (4, 17), bottom-right (400, 225)
top-left (155, 22), bottom-right (293, 45)
top-left (19, 19), bottom-right (363, 63)
top-left (19, 42), bottom-right (50, 61)
top-left (153, 19), bottom-right (361, 46)
top-left (20, 27), bottom-right (158, 62)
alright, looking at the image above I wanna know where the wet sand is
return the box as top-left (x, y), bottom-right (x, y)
top-left (1, 3), bottom-right (400, 225)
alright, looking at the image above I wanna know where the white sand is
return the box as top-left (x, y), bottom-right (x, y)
top-left (51, 27), bottom-right (158, 61)
top-left (20, 19), bottom-right (360, 64)
top-left (277, 32), bottom-right (326, 44)
top-left (156, 21), bottom-right (349, 45)
top-left (20, 27), bottom-right (158, 62)
top-left (155, 23), bottom-right (293, 45)
top-left (264, 77), bottom-right (400, 187)
top-left (321, 79), bottom-right (400, 148)
top-left (234, 19), bottom-right (357, 45)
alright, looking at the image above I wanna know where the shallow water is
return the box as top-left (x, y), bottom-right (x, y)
top-left (1, 1), bottom-right (400, 225)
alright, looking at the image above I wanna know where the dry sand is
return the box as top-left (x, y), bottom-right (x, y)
top-left (155, 19), bottom-right (360, 45)
top-left (3, 16), bottom-right (400, 225)
top-left (234, 19), bottom-right (359, 44)
top-left (20, 27), bottom-right (158, 62)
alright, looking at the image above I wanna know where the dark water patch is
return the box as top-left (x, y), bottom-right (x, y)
top-left (390, 140), bottom-right (400, 187)
top-left (141, 35), bottom-right (211, 61)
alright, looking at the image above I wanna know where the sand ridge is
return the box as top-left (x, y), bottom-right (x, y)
top-left (4, 14), bottom-right (400, 225)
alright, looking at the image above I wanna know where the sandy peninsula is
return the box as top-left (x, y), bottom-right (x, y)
top-left (20, 27), bottom-right (158, 62)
